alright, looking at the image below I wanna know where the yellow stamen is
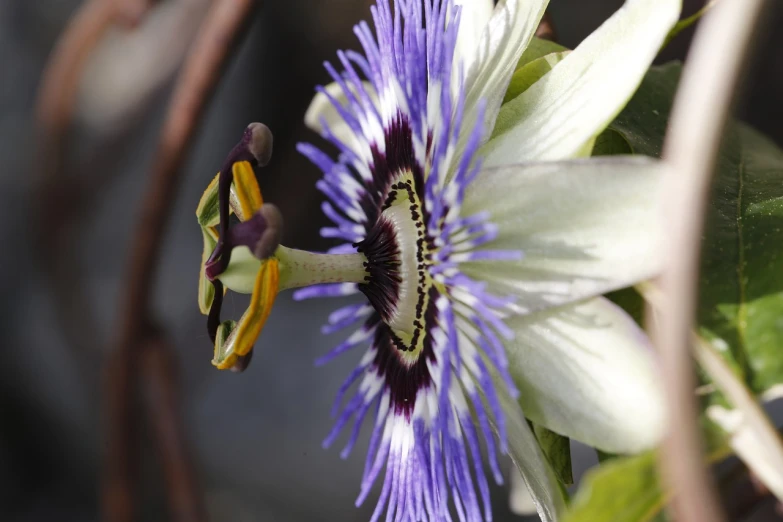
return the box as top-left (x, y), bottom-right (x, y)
top-left (212, 258), bottom-right (279, 370)
top-left (230, 160), bottom-right (263, 220)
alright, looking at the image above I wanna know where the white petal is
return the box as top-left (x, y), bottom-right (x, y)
top-left (502, 297), bottom-right (666, 453)
top-left (453, 0), bottom-right (494, 74)
top-left (481, 0), bottom-right (681, 165)
top-left (509, 468), bottom-right (538, 515)
top-left (491, 378), bottom-right (567, 521)
top-left (461, 157), bottom-right (663, 312)
top-left (305, 82), bottom-right (353, 141)
top-left (457, 0), bottom-right (549, 153)
top-left (304, 81), bottom-right (379, 157)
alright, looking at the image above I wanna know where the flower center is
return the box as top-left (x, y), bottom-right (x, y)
top-left (356, 174), bottom-right (436, 364)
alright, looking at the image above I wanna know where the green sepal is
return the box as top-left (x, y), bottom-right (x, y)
top-left (504, 51), bottom-right (570, 104)
top-left (196, 173), bottom-right (221, 228)
top-left (198, 225), bottom-right (219, 315)
top-left (213, 320), bottom-right (238, 367)
top-left (515, 36), bottom-right (568, 70)
top-left (533, 423), bottom-right (574, 486)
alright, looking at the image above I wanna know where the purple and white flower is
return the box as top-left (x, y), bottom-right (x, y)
top-left (200, 0), bottom-right (682, 520)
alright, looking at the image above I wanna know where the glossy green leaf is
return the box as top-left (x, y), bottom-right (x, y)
top-left (533, 423), bottom-right (574, 486)
top-left (604, 62), bottom-right (783, 395)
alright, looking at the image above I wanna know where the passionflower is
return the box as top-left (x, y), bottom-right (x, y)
top-left (197, 0), bottom-right (680, 520)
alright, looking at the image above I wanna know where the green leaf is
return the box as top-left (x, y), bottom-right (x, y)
top-left (605, 287), bottom-right (645, 326)
top-left (533, 423), bottom-right (574, 486)
top-left (504, 51), bottom-right (570, 104)
top-left (516, 36), bottom-right (568, 69)
top-left (564, 421), bottom-right (730, 522)
top-left (592, 128), bottom-right (633, 156)
top-left (604, 62), bottom-right (783, 395)
top-left (563, 451), bottom-right (663, 522)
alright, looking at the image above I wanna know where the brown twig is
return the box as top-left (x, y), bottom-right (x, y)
top-left (140, 335), bottom-right (207, 522)
top-left (653, 0), bottom-right (770, 521)
top-left (104, 1), bottom-right (257, 521)
top-left (34, 0), bottom-right (117, 363)
top-left (534, 12), bottom-right (557, 42)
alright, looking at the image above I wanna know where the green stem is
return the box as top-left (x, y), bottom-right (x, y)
top-left (276, 246), bottom-right (368, 290)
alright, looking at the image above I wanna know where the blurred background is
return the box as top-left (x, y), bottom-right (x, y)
top-left (1, 0), bottom-right (782, 520)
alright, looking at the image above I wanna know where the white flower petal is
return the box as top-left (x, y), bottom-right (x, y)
top-left (304, 81), bottom-right (379, 157)
top-left (305, 82), bottom-right (346, 135)
top-left (509, 468), bottom-right (538, 515)
top-left (453, 0), bottom-right (494, 74)
top-left (490, 377), bottom-right (567, 521)
top-left (458, 0), bottom-right (549, 151)
top-left (501, 297), bottom-right (666, 453)
top-left (481, 0), bottom-right (680, 165)
top-left (461, 157), bottom-right (663, 312)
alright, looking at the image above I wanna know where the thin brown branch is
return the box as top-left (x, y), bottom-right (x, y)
top-left (653, 0), bottom-right (770, 521)
top-left (116, 0), bottom-right (256, 337)
top-left (105, 1), bottom-right (257, 521)
top-left (109, 0), bottom-right (156, 27)
top-left (140, 335), bottom-right (207, 522)
top-left (35, 0), bottom-right (112, 132)
top-left (534, 12), bottom-right (557, 42)
top-left (34, 0), bottom-right (116, 360)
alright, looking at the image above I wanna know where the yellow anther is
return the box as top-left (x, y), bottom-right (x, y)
top-left (212, 258), bottom-right (279, 370)
top-left (230, 160), bottom-right (263, 221)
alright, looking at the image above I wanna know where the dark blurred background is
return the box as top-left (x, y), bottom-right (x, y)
top-left (1, 1), bottom-right (782, 521)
